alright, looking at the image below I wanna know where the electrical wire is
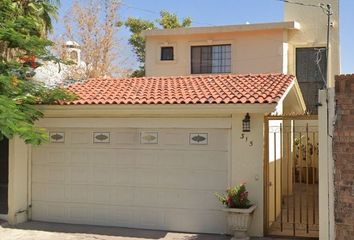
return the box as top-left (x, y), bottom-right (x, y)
top-left (120, 1), bottom-right (213, 26)
top-left (314, 48), bottom-right (327, 87)
top-left (275, 0), bottom-right (332, 15)
top-left (120, 2), bottom-right (157, 14)
top-left (274, 0), bottom-right (321, 8)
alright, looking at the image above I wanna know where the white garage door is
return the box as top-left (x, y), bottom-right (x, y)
top-left (31, 127), bottom-right (229, 234)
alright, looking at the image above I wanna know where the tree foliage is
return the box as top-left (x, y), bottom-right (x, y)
top-left (15, 0), bottom-right (60, 36)
top-left (157, 11), bottom-right (192, 29)
top-left (53, 0), bottom-right (123, 79)
top-left (0, 0), bottom-right (75, 145)
top-left (124, 11), bottom-right (192, 77)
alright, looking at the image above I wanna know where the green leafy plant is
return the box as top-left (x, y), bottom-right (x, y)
top-left (216, 183), bottom-right (251, 209)
top-left (123, 10), bottom-right (192, 77)
top-left (294, 135), bottom-right (317, 162)
top-left (0, 0), bottom-right (76, 145)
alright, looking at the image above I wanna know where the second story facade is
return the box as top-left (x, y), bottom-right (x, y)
top-left (144, 22), bottom-right (296, 77)
top-left (143, 0), bottom-right (340, 113)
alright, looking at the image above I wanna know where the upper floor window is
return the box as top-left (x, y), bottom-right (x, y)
top-left (161, 47), bottom-right (174, 61)
top-left (296, 47), bottom-right (327, 114)
top-left (191, 44), bottom-right (231, 74)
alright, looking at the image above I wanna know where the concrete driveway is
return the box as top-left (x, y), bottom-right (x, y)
top-left (0, 221), bottom-right (302, 240)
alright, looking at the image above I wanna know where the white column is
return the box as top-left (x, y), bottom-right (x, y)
top-left (318, 89), bottom-right (335, 240)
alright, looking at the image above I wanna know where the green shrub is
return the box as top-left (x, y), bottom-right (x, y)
top-left (216, 183), bottom-right (251, 209)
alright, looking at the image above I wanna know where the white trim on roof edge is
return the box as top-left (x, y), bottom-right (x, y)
top-left (36, 117), bottom-right (232, 128)
top-left (142, 21), bottom-right (301, 37)
top-left (38, 104), bottom-right (277, 118)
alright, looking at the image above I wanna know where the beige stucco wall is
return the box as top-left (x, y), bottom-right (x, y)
top-left (231, 113), bottom-right (265, 236)
top-left (145, 29), bottom-right (287, 77)
top-left (285, 0), bottom-right (340, 87)
top-left (7, 136), bottom-right (30, 224)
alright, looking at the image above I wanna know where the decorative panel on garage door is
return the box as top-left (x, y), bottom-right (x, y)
top-left (31, 128), bottom-right (230, 234)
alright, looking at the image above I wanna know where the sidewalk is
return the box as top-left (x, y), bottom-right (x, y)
top-left (0, 221), bottom-right (309, 240)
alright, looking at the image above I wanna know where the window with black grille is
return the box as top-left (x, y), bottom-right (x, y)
top-left (191, 44), bottom-right (231, 74)
top-left (160, 47), bottom-right (174, 61)
top-left (296, 47), bottom-right (327, 114)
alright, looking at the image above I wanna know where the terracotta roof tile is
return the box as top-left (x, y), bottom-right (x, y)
top-left (62, 73), bottom-right (295, 105)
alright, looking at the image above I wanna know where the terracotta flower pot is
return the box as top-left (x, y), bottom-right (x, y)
top-left (223, 205), bottom-right (256, 240)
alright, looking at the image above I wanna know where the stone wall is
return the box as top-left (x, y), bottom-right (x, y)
top-left (334, 74), bottom-right (354, 240)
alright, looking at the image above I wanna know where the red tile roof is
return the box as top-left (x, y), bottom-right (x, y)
top-left (62, 73), bottom-right (295, 105)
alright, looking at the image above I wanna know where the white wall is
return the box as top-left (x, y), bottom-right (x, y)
top-left (267, 121), bottom-right (282, 227)
top-left (318, 89), bottom-right (335, 240)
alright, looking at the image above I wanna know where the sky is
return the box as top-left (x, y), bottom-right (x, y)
top-left (54, 0), bottom-right (354, 74)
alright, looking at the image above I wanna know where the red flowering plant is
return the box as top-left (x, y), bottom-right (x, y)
top-left (19, 55), bottom-right (39, 69)
top-left (216, 183), bottom-right (251, 209)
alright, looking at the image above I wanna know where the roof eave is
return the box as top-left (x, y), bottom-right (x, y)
top-left (277, 77), bottom-right (307, 114)
top-left (292, 79), bottom-right (307, 112)
top-left (38, 103), bottom-right (278, 118)
top-left (142, 21), bottom-right (301, 37)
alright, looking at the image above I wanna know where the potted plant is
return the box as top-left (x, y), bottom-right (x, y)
top-left (216, 183), bottom-right (256, 240)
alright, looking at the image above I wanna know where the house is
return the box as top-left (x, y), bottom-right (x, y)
top-left (5, 74), bottom-right (305, 237)
top-left (0, 0), bottom-right (339, 239)
top-left (142, 2), bottom-right (339, 237)
top-left (34, 41), bottom-right (87, 87)
top-left (144, 1), bottom-right (339, 114)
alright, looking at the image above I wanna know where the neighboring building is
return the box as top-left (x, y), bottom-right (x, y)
top-left (34, 41), bottom-right (86, 87)
top-left (64, 41), bottom-right (82, 65)
top-left (332, 74), bottom-right (354, 240)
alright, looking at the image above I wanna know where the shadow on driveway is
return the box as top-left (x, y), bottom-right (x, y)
top-left (2, 221), bottom-right (230, 240)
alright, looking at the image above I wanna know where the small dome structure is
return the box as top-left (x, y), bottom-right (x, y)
top-left (65, 41), bottom-right (80, 48)
top-left (64, 41), bottom-right (81, 64)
